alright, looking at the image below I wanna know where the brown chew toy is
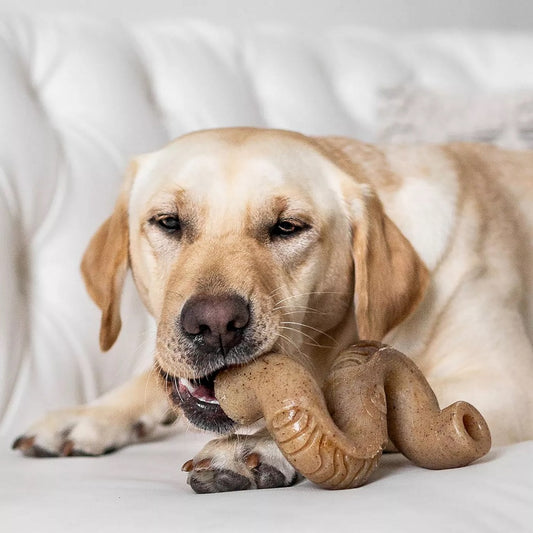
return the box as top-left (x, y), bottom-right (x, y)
top-left (214, 341), bottom-right (491, 490)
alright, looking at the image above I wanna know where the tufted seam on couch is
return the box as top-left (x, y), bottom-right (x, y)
top-left (128, 20), bottom-right (264, 135)
top-left (123, 22), bottom-right (175, 143)
top-left (0, 16), bottom-right (62, 236)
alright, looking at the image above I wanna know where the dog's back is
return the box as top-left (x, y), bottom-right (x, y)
top-left (450, 144), bottom-right (533, 343)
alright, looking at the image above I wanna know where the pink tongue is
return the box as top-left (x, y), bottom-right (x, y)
top-left (191, 384), bottom-right (217, 402)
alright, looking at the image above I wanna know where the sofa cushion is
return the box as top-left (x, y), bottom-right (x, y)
top-left (2, 431), bottom-right (532, 532)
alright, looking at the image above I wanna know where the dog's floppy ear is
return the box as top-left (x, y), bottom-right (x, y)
top-left (81, 161), bottom-right (138, 351)
top-left (350, 190), bottom-right (429, 340)
top-left (312, 136), bottom-right (429, 340)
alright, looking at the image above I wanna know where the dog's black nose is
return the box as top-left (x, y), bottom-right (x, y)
top-left (181, 294), bottom-right (250, 352)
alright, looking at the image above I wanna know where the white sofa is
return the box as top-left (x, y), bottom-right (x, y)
top-left (1, 13), bottom-right (532, 532)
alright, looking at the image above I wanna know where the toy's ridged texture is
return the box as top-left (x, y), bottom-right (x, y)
top-left (269, 406), bottom-right (381, 489)
top-left (215, 341), bottom-right (491, 489)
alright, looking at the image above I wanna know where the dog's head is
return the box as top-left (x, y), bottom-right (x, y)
top-left (81, 128), bottom-right (428, 432)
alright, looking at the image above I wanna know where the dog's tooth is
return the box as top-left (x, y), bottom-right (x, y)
top-left (199, 397), bottom-right (220, 405)
top-left (179, 378), bottom-right (196, 394)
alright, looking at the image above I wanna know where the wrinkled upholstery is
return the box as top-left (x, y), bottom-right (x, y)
top-left (0, 14), bottom-right (532, 531)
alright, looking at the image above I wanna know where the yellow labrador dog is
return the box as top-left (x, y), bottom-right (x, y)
top-left (13, 128), bottom-right (533, 492)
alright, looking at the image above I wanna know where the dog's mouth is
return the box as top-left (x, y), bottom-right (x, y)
top-left (158, 367), bottom-right (237, 434)
top-left (178, 375), bottom-right (220, 404)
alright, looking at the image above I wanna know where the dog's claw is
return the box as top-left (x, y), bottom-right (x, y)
top-left (60, 440), bottom-right (75, 456)
top-left (181, 459), bottom-right (194, 472)
top-left (12, 436), bottom-right (35, 451)
top-left (193, 458), bottom-right (213, 471)
top-left (182, 457), bottom-right (213, 473)
top-left (245, 452), bottom-right (261, 469)
top-left (253, 462), bottom-right (292, 488)
top-left (12, 435), bottom-right (61, 457)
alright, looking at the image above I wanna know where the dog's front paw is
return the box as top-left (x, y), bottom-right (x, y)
top-left (183, 432), bottom-right (298, 493)
top-left (12, 404), bottom-right (175, 458)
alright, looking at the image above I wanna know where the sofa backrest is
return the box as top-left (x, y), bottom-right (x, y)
top-left (2, 14), bottom-right (533, 437)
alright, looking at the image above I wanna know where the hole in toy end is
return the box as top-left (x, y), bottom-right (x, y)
top-left (462, 413), bottom-right (484, 441)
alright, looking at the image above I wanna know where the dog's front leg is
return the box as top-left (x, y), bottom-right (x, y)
top-left (12, 370), bottom-right (176, 457)
top-left (184, 428), bottom-right (299, 493)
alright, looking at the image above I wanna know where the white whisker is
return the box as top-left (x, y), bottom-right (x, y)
top-left (281, 321), bottom-right (339, 345)
top-left (276, 332), bottom-right (305, 357)
top-left (274, 291), bottom-right (347, 307)
top-left (279, 325), bottom-right (332, 349)
top-left (273, 304), bottom-right (327, 314)
top-left (268, 286), bottom-right (285, 298)
top-left (276, 309), bottom-right (329, 318)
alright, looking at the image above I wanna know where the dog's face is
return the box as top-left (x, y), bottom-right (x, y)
top-left (81, 128), bottom-right (428, 433)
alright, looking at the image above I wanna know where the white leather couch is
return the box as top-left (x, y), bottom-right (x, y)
top-left (1, 13), bottom-right (532, 532)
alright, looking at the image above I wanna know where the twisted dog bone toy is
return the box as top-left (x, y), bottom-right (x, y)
top-left (214, 341), bottom-right (491, 490)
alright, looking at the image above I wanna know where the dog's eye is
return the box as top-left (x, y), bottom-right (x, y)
top-left (152, 215), bottom-right (181, 233)
top-left (270, 219), bottom-right (308, 239)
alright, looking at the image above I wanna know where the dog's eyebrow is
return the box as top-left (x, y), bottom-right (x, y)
top-left (270, 195), bottom-right (315, 223)
top-left (145, 206), bottom-right (179, 220)
top-left (270, 195), bottom-right (289, 216)
top-left (247, 194), bottom-right (316, 234)
top-left (144, 188), bottom-right (189, 217)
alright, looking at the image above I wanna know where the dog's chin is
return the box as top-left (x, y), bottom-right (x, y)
top-left (160, 369), bottom-right (237, 434)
